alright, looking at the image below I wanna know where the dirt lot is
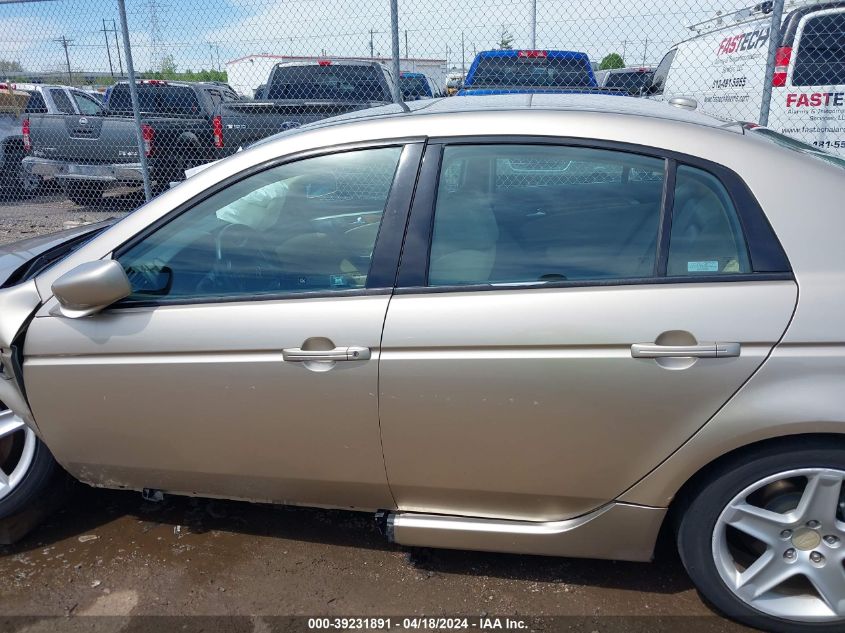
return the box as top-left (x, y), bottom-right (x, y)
top-left (0, 192), bottom-right (745, 632)
top-left (0, 188), bottom-right (136, 246)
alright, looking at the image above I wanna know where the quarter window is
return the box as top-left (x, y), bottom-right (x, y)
top-left (427, 145), bottom-right (666, 286)
top-left (117, 146), bottom-right (402, 302)
top-left (667, 165), bottom-right (751, 276)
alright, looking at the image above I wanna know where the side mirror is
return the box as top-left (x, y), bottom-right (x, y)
top-left (51, 260), bottom-right (131, 318)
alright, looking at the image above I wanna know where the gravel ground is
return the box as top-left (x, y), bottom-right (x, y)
top-left (0, 188), bottom-right (136, 245)
top-left (0, 191), bottom-right (748, 632)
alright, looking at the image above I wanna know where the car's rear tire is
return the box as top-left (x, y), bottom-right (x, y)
top-left (63, 180), bottom-right (106, 206)
top-left (0, 408), bottom-right (61, 521)
top-left (677, 439), bottom-right (845, 633)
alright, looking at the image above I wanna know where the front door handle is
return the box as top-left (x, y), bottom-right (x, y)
top-left (282, 346), bottom-right (371, 362)
top-left (631, 342), bottom-right (740, 359)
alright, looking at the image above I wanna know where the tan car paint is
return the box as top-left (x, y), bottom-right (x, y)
top-left (7, 97), bottom-right (842, 559)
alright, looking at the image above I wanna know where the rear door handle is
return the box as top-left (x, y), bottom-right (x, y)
top-left (631, 342), bottom-right (740, 359)
top-left (282, 346), bottom-right (371, 362)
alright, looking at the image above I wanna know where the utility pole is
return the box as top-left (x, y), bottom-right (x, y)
top-left (55, 36), bottom-right (74, 85)
top-left (642, 37), bottom-right (648, 67)
top-left (102, 19), bottom-right (115, 78)
top-left (622, 39), bottom-right (627, 61)
top-left (404, 30), bottom-right (408, 59)
top-left (117, 0), bottom-right (152, 201)
top-left (370, 29), bottom-right (374, 59)
top-left (530, 0), bottom-right (537, 49)
top-left (209, 44), bottom-right (215, 71)
top-left (461, 31), bottom-right (465, 74)
top-left (112, 19), bottom-right (124, 77)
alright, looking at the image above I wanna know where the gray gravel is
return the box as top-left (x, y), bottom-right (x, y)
top-left (0, 188), bottom-right (136, 245)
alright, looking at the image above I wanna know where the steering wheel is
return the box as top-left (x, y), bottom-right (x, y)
top-left (202, 223), bottom-right (280, 294)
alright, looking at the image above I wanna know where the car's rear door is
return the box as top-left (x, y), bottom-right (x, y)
top-left (378, 140), bottom-right (797, 521)
top-left (24, 142), bottom-right (422, 510)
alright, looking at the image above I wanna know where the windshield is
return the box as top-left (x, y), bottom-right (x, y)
top-left (469, 55), bottom-right (593, 88)
top-left (748, 126), bottom-right (845, 170)
top-left (267, 65), bottom-right (390, 101)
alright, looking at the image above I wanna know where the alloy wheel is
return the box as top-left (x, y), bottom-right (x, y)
top-left (0, 409), bottom-right (36, 503)
top-left (713, 468), bottom-right (845, 621)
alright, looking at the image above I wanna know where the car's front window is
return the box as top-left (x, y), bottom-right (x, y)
top-left (116, 146), bottom-right (403, 302)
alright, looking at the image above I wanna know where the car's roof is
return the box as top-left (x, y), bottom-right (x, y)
top-left (265, 94), bottom-right (734, 143)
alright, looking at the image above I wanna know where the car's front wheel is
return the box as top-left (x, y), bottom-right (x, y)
top-left (0, 408), bottom-right (60, 521)
top-left (678, 440), bottom-right (845, 633)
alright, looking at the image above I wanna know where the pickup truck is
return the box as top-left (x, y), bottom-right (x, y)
top-left (1, 84), bottom-right (101, 197)
top-left (212, 60), bottom-right (394, 150)
top-left (22, 80), bottom-right (241, 205)
top-left (458, 50), bottom-right (621, 96)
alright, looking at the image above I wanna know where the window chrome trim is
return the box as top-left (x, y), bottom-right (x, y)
top-left (394, 273), bottom-right (795, 297)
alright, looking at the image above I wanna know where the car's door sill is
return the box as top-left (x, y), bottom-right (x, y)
top-left (386, 502), bottom-right (666, 562)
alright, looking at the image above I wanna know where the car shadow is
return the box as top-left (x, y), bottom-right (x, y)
top-left (1, 482), bottom-right (693, 596)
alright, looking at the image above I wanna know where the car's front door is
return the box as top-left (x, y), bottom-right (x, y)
top-left (379, 141), bottom-right (798, 521)
top-left (24, 143), bottom-right (420, 510)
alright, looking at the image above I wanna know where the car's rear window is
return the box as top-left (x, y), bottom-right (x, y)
top-left (267, 65), bottom-right (390, 101)
top-left (748, 126), bottom-right (845, 170)
top-left (400, 76), bottom-right (431, 98)
top-left (468, 54), bottom-right (594, 88)
top-left (793, 11), bottom-right (845, 86)
top-left (23, 91), bottom-right (47, 114)
top-left (604, 70), bottom-right (654, 93)
top-left (108, 84), bottom-right (201, 115)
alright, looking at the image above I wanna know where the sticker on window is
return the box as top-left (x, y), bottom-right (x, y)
top-left (687, 261), bottom-right (719, 273)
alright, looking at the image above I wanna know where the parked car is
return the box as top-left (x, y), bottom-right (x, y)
top-left (594, 66), bottom-right (654, 95)
top-left (445, 72), bottom-right (464, 96)
top-left (212, 60), bottom-right (394, 150)
top-left (399, 71), bottom-right (441, 100)
top-left (647, 0), bottom-right (845, 155)
top-left (22, 80), bottom-right (241, 205)
top-left (1, 94), bottom-right (844, 632)
top-left (459, 49), bottom-right (618, 95)
top-left (1, 83), bottom-right (100, 197)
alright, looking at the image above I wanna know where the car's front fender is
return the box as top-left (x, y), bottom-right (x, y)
top-left (0, 280), bottom-right (42, 431)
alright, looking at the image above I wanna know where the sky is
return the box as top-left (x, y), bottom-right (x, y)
top-left (0, 0), bottom-right (758, 77)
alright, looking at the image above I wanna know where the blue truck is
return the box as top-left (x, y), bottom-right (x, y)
top-left (458, 49), bottom-right (619, 96)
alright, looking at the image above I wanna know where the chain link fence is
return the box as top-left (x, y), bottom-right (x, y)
top-left (0, 0), bottom-right (841, 212)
